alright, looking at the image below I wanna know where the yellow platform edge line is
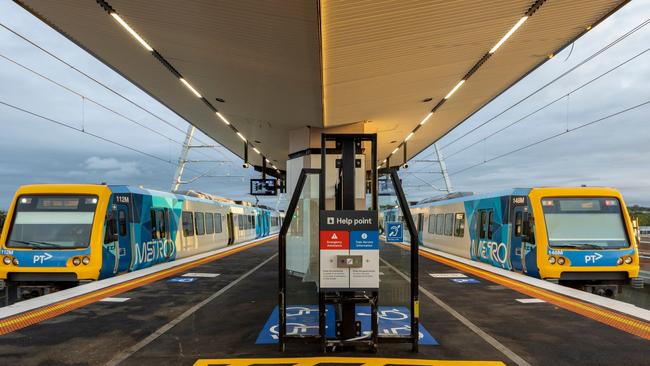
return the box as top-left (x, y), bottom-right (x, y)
top-left (396, 243), bottom-right (650, 338)
top-left (193, 357), bottom-right (505, 366)
top-left (0, 237), bottom-right (275, 332)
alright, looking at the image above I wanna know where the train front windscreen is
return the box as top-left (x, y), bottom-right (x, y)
top-left (541, 197), bottom-right (629, 249)
top-left (6, 195), bottom-right (98, 249)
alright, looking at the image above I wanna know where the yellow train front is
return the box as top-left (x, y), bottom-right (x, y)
top-left (406, 187), bottom-right (642, 296)
top-left (0, 185), bottom-right (111, 302)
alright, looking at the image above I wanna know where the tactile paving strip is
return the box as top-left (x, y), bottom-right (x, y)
top-left (397, 243), bottom-right (650, 340)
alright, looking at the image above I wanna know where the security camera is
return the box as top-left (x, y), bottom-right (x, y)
top-left (242, 163), bottom-right (250, 169)
top-left (402, 163), bottom-right (409, 169)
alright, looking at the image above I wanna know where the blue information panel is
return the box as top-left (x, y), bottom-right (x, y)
top-left (385, 222), bottom-right (403, 243)
top-left (256, 305), bottom-right (437, 345)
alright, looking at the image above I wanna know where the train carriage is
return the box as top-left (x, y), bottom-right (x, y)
top-left (0, 184), bottom-right (279, 303)
top-left (386, 187), bottom-right (642, 295)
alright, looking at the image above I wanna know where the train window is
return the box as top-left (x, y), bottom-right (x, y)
top-left (454, 213), bottom-right (465, 237)
top-left (152, 209), bottom-right (166, 239)
top-left (214, 213), bottom-right (223, 233)
top-left (118, 210), bottom-right (127, 236)
top-left (487, 211), bottom-right (494, 239)
top-left (428, 214), bottom-right (436, 234)
top-left (435, 214), bottom-right (444, 235)
top-left (195, 212), bottom-right (205, 236)
top-left (182, 212), bottom-right (194, 237)
top-left (238, 215), bottom-right (244, 230)
top-left (479, 211), bottom-right (487, 239)
top-left (444, 213), bottom-right (453, 236)
top-left (251, 215), bottom-right (256, 228)
top-left (205, 212), bottom-right (214, 234)
top-left (514, 212), bottom-right (522, 237)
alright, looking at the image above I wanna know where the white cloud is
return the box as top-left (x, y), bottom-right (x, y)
top-left (84, 156), bottom-right (141, 179)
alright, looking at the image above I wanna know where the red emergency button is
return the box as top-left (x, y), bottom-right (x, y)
top-left (320, 231), bottom-right (349, 250)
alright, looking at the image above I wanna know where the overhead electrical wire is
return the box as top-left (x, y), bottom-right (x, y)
top-left (430, 100), bottom-right (650, 182)
top-left (0, 21), bottom-right (232, 163)
top-left (0, 99), bottom-right (208, 176)
top-left (438, 17), bottom-right (650, 152)
top-left (443, 47), bottom-right (649, 160)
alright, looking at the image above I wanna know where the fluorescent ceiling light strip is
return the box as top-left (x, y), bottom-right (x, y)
top-left (110, 13), bottom-right (153, 52)
top-left (179, 78), bottom-right (202, 98)
top-left (253, 147), bottom-right (260, 154)
top-left (392, 147), bottom-right (399, 155)
top-left (265, 158), bottom-right (270, 163)
top-left (405, 132), bottom-right (414, 141)
top-left (216, 112), bottom-right (230, 125)
top-left (419, 112), bottom-right (433, 126)
top-left (444, 80), bottom-right (465, 100)
top-left (489, 16), bottom-right (528, 54)
top-left (236, 132), bottom-right (246, 141)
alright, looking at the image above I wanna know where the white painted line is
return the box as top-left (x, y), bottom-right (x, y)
top-left (0, 235), bottom-right (276, 320)
top-left (429, 273), bottom-right (467, 278)
top-left (182, 273), bottom-right (220, 278)
top-left (516, 298), bottom-right (546, 304)
top-left (415, 244), bottom-right (650, 322)
top-left (100, 297), bottom-right (130, 303)
top-left (381, 257), bottom-right (531, 366)
top-left (104, 253), bottom-right (277, 366)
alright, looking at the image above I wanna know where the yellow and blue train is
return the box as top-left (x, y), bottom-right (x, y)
top-left (385, 187), bottom-right (642, 295)
top-left (0, 184), bottom-right (282, 303)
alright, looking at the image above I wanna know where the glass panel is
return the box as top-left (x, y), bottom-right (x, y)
top-left (378, 171), bottom-right (413, 331)
top-left (285, 172), bottom-right (321, 335)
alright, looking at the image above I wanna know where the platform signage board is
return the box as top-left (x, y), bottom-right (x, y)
top-left (250, 178), bottom-right (277, 196)
top-left (319, 210), bottom-right (379, 289)
top-left (385, 222), bottom-right (403, 243)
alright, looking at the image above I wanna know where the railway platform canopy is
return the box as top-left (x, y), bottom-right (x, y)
top-left (2, 1), bottom-right (649, 366)
top-left (15, 0), bottom-right (629, 175)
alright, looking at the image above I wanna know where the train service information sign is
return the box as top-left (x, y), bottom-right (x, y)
top-left (319, 210), bottom-right (379, 289)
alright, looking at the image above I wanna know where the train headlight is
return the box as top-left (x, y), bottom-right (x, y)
top-left (2, 257), bottom-right (11, 265)
top-left (82, 256), bottom-right (90, 265)
top-left (72, 257), bottom-right (81, 266)
top-left (617, 257), bottom-right (623, 265)
top-left (548, 256), bottom-right (556, 264)
top-left (624, 256), bottom-right (633, 264)
top-left (12, 258), bottom-right (19, 266)
top-left (557, 257), bottom-right (565, 265)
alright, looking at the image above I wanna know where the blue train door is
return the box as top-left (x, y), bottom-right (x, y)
top-left (510, 206), bottom-right (525, 272)
top-left (116, 204), bottom-right (133, 273)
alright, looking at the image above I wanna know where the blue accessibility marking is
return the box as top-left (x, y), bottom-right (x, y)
top-left (256, 305), bottom-right (437, 345)
top-left (385, 222), bottom-right (403, 243)
top-left (451, 278), bottom-right (480, 284)
top-left (350, 230), bottom-right (379, 250)
top-left (168, 277), bottom-right (197, 283)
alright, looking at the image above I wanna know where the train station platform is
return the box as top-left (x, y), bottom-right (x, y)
top-left (0, 237), bottom-right (648, 366)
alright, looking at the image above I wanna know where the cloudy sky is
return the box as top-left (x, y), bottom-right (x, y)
top-left (0, 0), bottom-right (648, 210)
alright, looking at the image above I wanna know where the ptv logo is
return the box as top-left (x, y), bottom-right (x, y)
top-left (584, 253), bottom-right (603, 264)
top-left (33, 252), bottom-right (53, 264)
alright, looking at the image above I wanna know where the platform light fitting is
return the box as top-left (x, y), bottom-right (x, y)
top-left (265, 158), bottom-right (271, 163)
top-left (236, 132), bottom-right (246, 142)
top-left (489, 16), bottom-right (528, 54)
top-left (405, 132), bottom-right (414, 141)
top-left (180, 78), bottom-right (202, 98)
top-left (253, 147), bottom-right (260, 154)
top-left (444, 79), bottom-right (465, 100)
top-left (419, 112), bottom-right (433, 126)
top-left (110, 13), bottom-right (153, 52)
top-left (391, 147), bottom-right (399, 155)
top-left (216, 112), bottom-right (230, 125)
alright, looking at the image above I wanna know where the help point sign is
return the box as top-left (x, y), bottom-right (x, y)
top-left (319, 210), bottom-right (379, 289)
